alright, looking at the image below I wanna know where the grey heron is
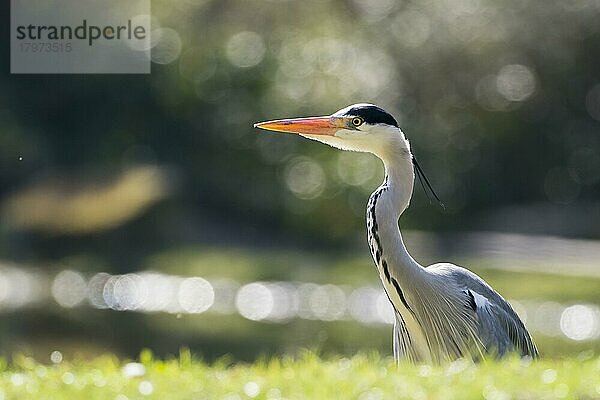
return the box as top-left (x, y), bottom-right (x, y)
top-left (254, 104), bottom-right (538, 363)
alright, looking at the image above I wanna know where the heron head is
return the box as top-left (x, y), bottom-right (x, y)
top-left (254, 103), bottom-right (410, 159)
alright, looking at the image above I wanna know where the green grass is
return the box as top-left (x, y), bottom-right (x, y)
top-left (2, 350), bottom-right (600, 399)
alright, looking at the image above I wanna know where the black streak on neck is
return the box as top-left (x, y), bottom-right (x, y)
top-left (368, 176), bottom-right (416, 317)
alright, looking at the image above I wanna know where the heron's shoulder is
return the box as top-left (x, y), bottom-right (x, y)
top-left (426, 263), bottom-right (501, 302)
top-left (426, 262), bottom-right (482, 282)
top-left (428, 263), bottom-right (517, 315)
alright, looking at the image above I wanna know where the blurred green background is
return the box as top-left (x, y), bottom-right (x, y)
top-left (1, 0), bottom-right (600, 362)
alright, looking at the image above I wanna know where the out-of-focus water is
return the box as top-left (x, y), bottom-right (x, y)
top-left (1, 260), bottom-right (598, 343)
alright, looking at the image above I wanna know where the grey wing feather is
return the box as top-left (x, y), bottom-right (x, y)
top-left (431, 263), bottom-right (539, 358)
top-left (468, 290), bottom-right (538, 357)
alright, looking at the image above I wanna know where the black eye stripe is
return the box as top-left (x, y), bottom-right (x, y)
top-left (343, 105), bottom-right (398, 127)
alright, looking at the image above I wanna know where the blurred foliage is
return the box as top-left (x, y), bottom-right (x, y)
top-left (2, 166), bottom-right (170, 234)
top-left (1, 0), bottom-right (600, 258)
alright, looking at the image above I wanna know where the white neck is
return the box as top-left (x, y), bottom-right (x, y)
top-left (372, 141), bottom-right (424, 283)
top-left (381, 151), bottom-right (415, 217)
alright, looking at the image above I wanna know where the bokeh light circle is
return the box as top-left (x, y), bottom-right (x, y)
top-left (150, 28), bottom-right (183, 64)
top-left (284, 156), bottom-right (326, 199)
top-left (52, 270), bottom-right (87, 308)
top-left (560, 305), bottom-right (600, 341)
top-left (236, 282), bottom-right (273, 321)
top-left (178, 277), bottom-right (214, 313)
top-left (226, 31), bottom-right (266, 68)
top-left (496, 64), bottom-right (536, 102)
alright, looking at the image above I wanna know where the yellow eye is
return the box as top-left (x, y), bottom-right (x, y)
top-left (351, 117), bottom-right (364, 127)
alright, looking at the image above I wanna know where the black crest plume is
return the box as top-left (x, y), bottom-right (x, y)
top-left (412, 156), bottom-right (445, 210)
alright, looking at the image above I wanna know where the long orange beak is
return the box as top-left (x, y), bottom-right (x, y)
top-left (254, 116), bottom-right (343, 136)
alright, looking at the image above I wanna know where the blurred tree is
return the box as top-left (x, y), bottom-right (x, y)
top-left (1, 0), bottom-right (599, 267)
